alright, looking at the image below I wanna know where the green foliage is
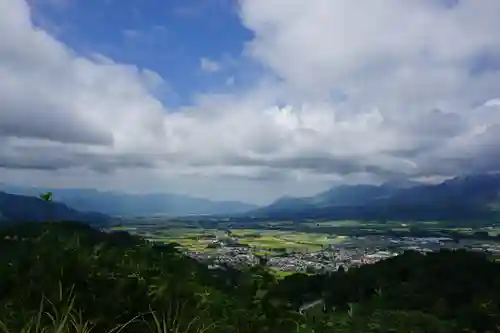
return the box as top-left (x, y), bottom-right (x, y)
top-left (272, 249), bottom-right (500, 332)
top-left (39, 192), bottom-right (53, 202)
top-left (0, 222), bottom-right (300, 333)
top-left (1, 222), bottom-right (500, 332)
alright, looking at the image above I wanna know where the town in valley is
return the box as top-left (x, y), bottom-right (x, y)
top-left (110, 218), bottom-right (500, 276)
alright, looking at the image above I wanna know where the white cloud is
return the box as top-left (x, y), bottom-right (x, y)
top-left (2, 0), bottom-right (500, 203)
top-left (200, 57), bottom-right (221, 73)
top-left (238, 0), bottom-right (500, 174)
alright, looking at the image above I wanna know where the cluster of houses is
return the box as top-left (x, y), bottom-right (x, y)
top-left (182, 233), bottom-right (500, 274)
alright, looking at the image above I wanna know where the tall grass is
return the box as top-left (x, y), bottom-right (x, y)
top-left (0, 286), bottom-right (218, 333)
top-left (0, 286), bottom-right (89, 333)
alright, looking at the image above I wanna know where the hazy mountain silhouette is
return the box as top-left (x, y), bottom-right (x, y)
top-left (250, 174), bottom-right (500, 222)
top-left (0, 184), bottom-right (258, 217)
top-left (0, 191), bottom-right (110, 226)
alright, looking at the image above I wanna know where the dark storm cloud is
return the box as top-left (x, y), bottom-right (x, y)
top-left (267, 156), bottom-right (371, 175)
top-left (443, 125), bottom-right (500, 174)
top-left (0, 143), bottom-right (159, 172)
top-left (407, 110), bottom-right (466, 138)
top-left (216, 154), bottom-right (409, 179)
top-left (225, 168), bottom-right (294, 182)
top-left (182, 167), bottom-right (294, 182)
top-left (401, 122), bottom-right (500, 179)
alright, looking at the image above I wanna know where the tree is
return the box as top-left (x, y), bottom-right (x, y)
top-left (39, 192), bottom-right (53, 202)
top-left (39, 192), bottom-right (53, 222)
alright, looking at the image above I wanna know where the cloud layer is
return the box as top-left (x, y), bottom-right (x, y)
top-left (2, 0), bottom-right (500, 202)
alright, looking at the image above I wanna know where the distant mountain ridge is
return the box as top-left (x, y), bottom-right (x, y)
top-left (0, 191), bottom-right (110, 226)
top-left (254, 181), bottom-right (416, 216)
top-left (249, 174), bottom-right (500, 222)
top-left (4, 173), bottom-right (499, 222)
top-left (0, 184), bottom-right (258, 217)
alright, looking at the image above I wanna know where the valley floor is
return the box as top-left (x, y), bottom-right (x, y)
top-left (112, 218), bottom-right (500, 276)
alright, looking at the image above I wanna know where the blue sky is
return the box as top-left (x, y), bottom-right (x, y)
top-left (31, 0), bottom-right (255, 106)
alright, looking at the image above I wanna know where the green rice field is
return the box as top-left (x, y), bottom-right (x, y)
top-left (110, 226), bottom-right (348, 253)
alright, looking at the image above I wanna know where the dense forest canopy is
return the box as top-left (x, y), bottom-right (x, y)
top-left (1, 222), bottom-right (500, 333)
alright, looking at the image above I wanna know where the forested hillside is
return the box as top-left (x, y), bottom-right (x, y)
top-left (1, 222), bottom-right (500, 332)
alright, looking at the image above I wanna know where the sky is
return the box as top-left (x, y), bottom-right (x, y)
top-left (2, 0), bottom-right (500, 204)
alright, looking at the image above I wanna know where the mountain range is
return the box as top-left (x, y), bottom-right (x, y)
top-left (2, 173), bottom-right (500, 223)
top-left (248, 174), bottom-right (500, 222)
top-left (0, 184), bottom-right (258, 217)
top-left (0, 191), bottom-right (110, 226)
